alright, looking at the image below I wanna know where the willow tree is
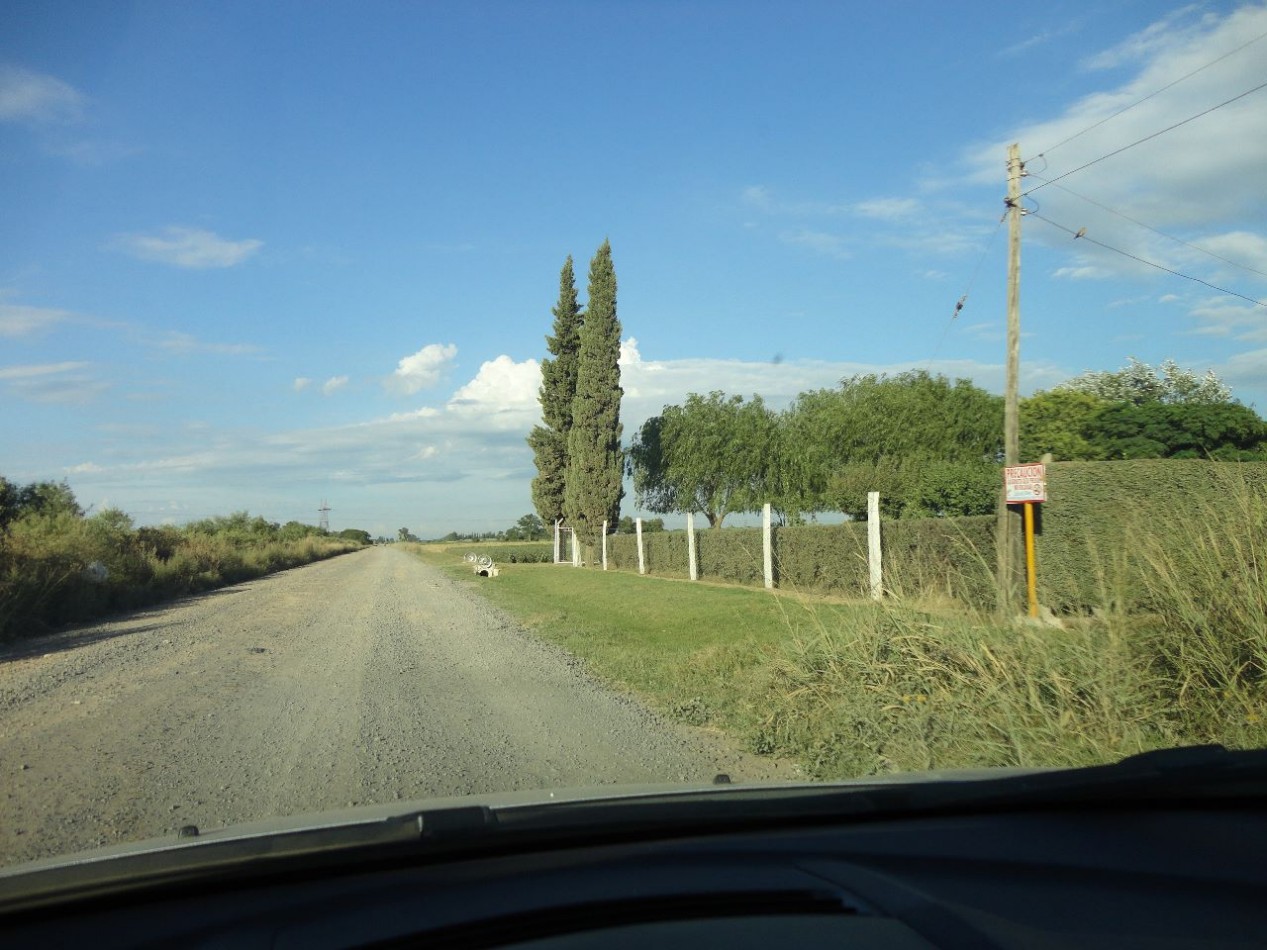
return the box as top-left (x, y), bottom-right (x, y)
top-left (564, 240), bottom-right (623, 559)
top-left (528, 257), bottom-right (582, 526)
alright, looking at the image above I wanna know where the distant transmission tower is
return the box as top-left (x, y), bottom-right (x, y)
top-left (318, 499), bottom-right (331, 532)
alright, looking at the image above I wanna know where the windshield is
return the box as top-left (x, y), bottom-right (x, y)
top-left (2, 0), bottom-right (1265, 871)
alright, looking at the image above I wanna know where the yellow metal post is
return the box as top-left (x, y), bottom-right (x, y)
top-left (1024, 502), bottom-right (1039, 618)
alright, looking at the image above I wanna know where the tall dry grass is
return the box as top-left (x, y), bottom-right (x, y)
top-left (0, 510), bottom-right (362, 640)
top-left (740, 467), bottom-right (1266, 776)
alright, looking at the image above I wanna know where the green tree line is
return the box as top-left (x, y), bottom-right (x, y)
top-left (628, 359), bottom-right (1266, 525)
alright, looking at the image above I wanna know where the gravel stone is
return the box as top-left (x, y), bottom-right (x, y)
top-left (0, 547), bottom-right (792, 866)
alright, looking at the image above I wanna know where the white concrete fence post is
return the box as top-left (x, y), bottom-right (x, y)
top-left (762, 502), bottom-right (774, 590)
top-left (636, 517), bottom-right (646, 576)
top-left (868, 491), bottom-right (883, 601)
top-left (571, 529), bottom-right (580, 567)
top-left (686, 512), bottom-right (698, 581)
top-left (602, 521), bottom-right (608, 571)
top-left (553, 519), bottom-right (561, 564)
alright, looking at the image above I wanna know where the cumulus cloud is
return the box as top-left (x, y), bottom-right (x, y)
top-left (322, 375), bottom-right (349, 396)
top-left (293, 377), bottom-right (313, 392)
top-left (387, 342), bottom-right (457, 394)
top-left (447, 355), bottom-right (541, 419)
top-left (0, 65), bottom-right (84, 123)
top-left (109, 226), bottom-right (263, 269)
top-left (619, 337), bottom-right (642, 366)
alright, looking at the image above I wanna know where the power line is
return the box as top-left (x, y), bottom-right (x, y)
top-left (923, 215), bottom-right (1007, 371)
top-left (1026, 172), bottom-right (1267, 280)
top-left (1023, 78), bottom-right (1267, 196)
top-left (1029, 212), bottom-right (1267, 307)
top-left (1028, 27), bottom-right (1267, 162)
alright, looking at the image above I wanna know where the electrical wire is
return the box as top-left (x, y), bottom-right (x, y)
top-left (923, 215), bottom-right (1007, 371)
top-left (1027, 27), bottom-right (1267, 162)
top-left (1029, 212), bottom-right (1267, 307)
top-left (1027, 173), bottom-right (1267, 280)
top-left (1023, 78), bottom-right (1267, 196)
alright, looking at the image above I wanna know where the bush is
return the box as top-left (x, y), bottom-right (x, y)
top-left (0, 502), bottom-right (361, 641)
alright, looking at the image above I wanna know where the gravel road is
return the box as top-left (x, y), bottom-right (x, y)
top-left (0, 547), bottom-right (787, 867)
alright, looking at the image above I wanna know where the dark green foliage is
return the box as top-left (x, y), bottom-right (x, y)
top-left (630, 392), bottom-right (780, 528)
top-left (0, 477), bottom-right (82, 529)
top-left (1021, 361), bottom-right (1262, 463)
top-left (1088, 402), bottom-right (1266, 460)
top-left (530, 256), bottom-right (583, 524)
top-left (503, 513), bottom-right (546, 541)
top-left (781, 371), bottom-right (1004, 515)
top-left (337, 528), bottom-right (372, 544)
top-left (828, 459), bottom-right (1000, 520)
top-left (564, 240), bottom-right (624, 551)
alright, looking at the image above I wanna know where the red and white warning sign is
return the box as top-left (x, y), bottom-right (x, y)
top-left (1004, 463), bottom-right (1047, 504)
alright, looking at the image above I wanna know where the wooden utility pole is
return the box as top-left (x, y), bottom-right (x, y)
top-left (997, 143), bottom-right (1024, 614)
top-left (1005, 142), bottom-right (1022, 466)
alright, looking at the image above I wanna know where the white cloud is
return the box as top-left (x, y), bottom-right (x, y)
top-left (950, 4), bottom-right (1267, 315)
top-left (0, 302), bottom-right (70, 337)
top-left (447, 355), bottom-right (541, 420)
top-left (1218, 347), bottom-right (1267, 393)
top-left (741, 185), bottom-right (849, 216)
top-left (155, 331), bottom-right (261, 355)
top-left (1187, 297), bottom-right (1267, 342)
top-left (1189, 230), bottom-right (1267, 276)
top-left (322, 375), bottom-right (349, 396)
top-left (779, 229), bottom-right (851, 260)
top-left (0, 361), bottom-right (105, 405)
top-left (1053, 264), bottom-right (1113, 280)
top-left (293, 377), bottom-right (312, 392)
top-left (854, 197), bottom-right (921, 220)
top-left (110, 226), bottom-right (263, 269)
top-left (1080, 6), bottom-right (1206, 71)
top-left (619, 336), bottom-right (642, 366)
top-left (387, 342), bottom-right (457, 394)
top-left (0, 65), bottom-right (84, 123)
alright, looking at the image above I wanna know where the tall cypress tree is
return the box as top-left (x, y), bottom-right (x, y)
top-left (528, 257), bottom-right (582, 525)
top-left (564, 240), bottom-right (624, 558)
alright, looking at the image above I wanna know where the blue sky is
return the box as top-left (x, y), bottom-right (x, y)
top-left (3, 1), bottom-right (1266, 538)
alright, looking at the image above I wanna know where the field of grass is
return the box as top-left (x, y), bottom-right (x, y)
top-left (413, 512), bottom-right (1267, 779)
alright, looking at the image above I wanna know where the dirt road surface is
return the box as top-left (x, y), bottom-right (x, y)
top-left (0, 547), bottom-right (786, 867)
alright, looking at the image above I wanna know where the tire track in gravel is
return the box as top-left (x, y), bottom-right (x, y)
top-left (0, 546), bottom-right (789, 866)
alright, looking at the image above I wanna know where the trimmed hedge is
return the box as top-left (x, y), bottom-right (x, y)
top-left (1039, 460), bottom-right (1267, 611)
top-left (603, 461), bottom-right (1266, 612)
top-left (452, 543), bottom-right (554, 564)
top-left (606, 516), bottom-right (996, 605)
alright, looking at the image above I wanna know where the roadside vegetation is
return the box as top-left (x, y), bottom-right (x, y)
top-left (0, 477), bottom-right (365, 641)
top-left (414, 469), bottom-right (1266, 778)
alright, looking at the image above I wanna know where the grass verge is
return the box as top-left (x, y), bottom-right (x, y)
top-left (413, 544), bottom-right (1267, 780)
